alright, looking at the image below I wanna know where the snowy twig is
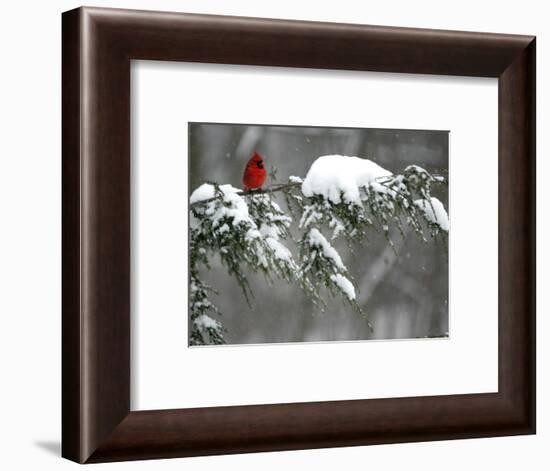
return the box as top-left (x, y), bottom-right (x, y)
top-left (190, 182), bottom-right (302, 207)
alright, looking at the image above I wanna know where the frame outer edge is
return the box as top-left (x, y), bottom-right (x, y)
top-left (61, 7), bottom-right (83, 463)
top-left (528, 38), bottom-right (536, 434)
top-left (80, 6), bottom-right (133, 463)
top-left (499, 37), bottom-right (536, 431)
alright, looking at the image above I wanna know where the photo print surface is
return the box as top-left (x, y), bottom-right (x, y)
top-left (189, 123), bottom-right (449, 346)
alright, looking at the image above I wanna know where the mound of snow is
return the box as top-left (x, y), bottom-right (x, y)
top-left (301, 155), bottom-right (392, 204)
top-left (190, 183), bottom-right (240, 204)
top-left (190, 183), bottom-right (253, 228)
top-left (330, 273), bottom-right (356, 300)
top-left (414, 197), bottom-right (449, 231)
top-left (194, 314), bottom-right (221, 330)
top-left (308, 228), bottom-right (345, 271)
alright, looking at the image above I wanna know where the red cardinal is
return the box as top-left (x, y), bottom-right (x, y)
top-left (242, 152), bottom-right (267, 191)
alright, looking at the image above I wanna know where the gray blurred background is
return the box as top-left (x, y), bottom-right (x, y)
top-left (189, 123), bottom-right (449, 345)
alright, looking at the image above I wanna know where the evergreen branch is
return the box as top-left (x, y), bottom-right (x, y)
top-left (190, 182), bottom-right (302, 208)
top-left (189, 158), bottom-right (449, 346)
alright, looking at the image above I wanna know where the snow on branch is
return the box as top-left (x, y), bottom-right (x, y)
top-left (301, 154), bottom-right (392, 204)
top-left (189, 154), bottom-right (448, 345)
top-left (190, 182), bottom-right (302, 207)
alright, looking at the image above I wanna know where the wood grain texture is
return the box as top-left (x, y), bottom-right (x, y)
top-left (61, 7), bottom-right (536, 464)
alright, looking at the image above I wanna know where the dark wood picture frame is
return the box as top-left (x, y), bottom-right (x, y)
top-left (62, 6), bottom-right (536, 464)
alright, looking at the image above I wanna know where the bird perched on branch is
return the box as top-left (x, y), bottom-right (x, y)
top-left (242, 152), bottom-right (267, 191)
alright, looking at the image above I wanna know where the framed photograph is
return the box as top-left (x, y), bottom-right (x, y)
top-left (62, 7), bottom-right (536, 463)
top-left (185, 122), bottom-right (449, 347)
